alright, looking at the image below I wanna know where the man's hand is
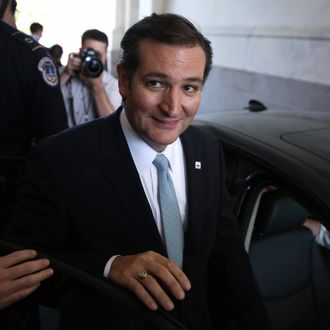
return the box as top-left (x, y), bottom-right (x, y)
top-left (66, 53), bottom-right (81, 76)
top-left (108, 251), bottom-right (191, 311)
top-left (0, 250), bottom-right (53, 309)
top-left (60, 52), bottom-right (82, 86)
top-left (303, 218), bottom-right (321, 237)
top-left (79, 71), bottom-right (103, 89)
top-left (80, 72), bottom-right (116, 117)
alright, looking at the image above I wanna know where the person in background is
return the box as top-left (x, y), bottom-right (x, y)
top-left (60, 29), bottom-right (121, 127)
top-left (29, 22), bottom-right (43, 41)
top-left (0, 250), bottom-right (53, 310)
top-left (7, 13), bottom-right (271, 330)
top-left (49, 43), bottom-right (64, 72)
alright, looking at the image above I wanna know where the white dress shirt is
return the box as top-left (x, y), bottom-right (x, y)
top-left (103, 109), bottom-right (188, 277)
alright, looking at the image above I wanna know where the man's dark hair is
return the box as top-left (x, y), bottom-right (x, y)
top-left (49, 44), bottom-right (63, 60)
top-left (82, 29), bottom-right (108, 47)
top-left (119, 13), bottom-right (213, 82)
top-left (30, 22), bottom-right (43, 33)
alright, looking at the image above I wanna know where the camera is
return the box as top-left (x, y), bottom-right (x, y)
top-left (75, 48), bottom-right (103, 78)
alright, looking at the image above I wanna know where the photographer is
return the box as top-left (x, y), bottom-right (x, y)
top-left (61, 29), bottom-right (121, 127)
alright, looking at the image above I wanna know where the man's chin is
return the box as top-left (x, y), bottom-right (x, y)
top-left (143, 136), bottom-right (178, 152)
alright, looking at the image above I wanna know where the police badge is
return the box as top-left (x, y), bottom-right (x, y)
top-left (38, 57), bottom-right (59, 87)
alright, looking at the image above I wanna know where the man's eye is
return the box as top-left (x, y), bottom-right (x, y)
top-left (184, 85), bottom-right (199, 93)
top-left (146, 80), bottom-right (162, 88)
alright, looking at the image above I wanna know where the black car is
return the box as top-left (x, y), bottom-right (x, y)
top-left (195, 107), bottom-right (330, 330)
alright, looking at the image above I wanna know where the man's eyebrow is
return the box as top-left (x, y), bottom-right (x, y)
top-left (143, 72), bottom-right (203, 83)
top-left (143, 72), bottom-right (169, 79)
top-left (185, 77), bottom-right (204, 84)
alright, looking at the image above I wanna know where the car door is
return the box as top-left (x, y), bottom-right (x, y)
top-left (0, 239), bottom-right (187, 330)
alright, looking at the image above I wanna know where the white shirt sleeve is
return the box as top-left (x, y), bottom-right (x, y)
top-left (315, 224), bottom-right (330, 249)
top-left (103, 255), bottom-right (121, 278)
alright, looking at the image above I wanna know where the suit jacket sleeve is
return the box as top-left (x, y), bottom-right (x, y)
top-left (6, 142), bottom-right (110, 276)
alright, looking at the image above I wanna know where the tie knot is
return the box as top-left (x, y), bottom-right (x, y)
top-left (153, 154), bottom-right (169, 173)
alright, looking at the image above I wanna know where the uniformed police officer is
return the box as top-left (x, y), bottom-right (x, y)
top-left (0, 0), bottom-right (68, 230)
top-left (0, 1), bottom-right (61, 328)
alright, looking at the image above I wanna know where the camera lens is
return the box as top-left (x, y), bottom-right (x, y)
top-left (80, 48), bottom-right (103, 78)
top-left (83, 57), bottom-right (103, 77)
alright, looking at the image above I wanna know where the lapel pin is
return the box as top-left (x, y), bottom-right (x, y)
top-left (195, 161), bottom-right (201, 169)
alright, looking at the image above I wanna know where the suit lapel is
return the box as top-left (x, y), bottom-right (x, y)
top-left (98, 110), bottom-right (166, 255)
top-left (181, 128), bottom-right (207, 256)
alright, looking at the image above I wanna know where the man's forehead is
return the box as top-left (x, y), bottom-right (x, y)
top-left (82, 39), bottom-right (107, 49)
top-left (139, 38), bottom-right (203, 52)
top-left (137, 41), bottom-right (206, 79)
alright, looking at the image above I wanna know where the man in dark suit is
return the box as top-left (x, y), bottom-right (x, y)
top-left (8, 13), bottom-right (270, 330)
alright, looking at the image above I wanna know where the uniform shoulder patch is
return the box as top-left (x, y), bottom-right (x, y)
top-left (38, 57), bottom-right (59, 87)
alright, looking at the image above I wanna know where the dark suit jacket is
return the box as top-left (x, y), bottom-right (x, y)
top-left (8, 109), bottom-right (270, 330)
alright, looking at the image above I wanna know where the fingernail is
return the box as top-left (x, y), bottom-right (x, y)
top-left (29, 250), bottom-right (37, 257)
top-left (184, 282), bottom-right (191, 291)
top-left (150, 302), bottom-right (158, 311)
top-left (166, 301), bottom-right (174, 311)
top-left (177, 289), bottom-right (185, 300)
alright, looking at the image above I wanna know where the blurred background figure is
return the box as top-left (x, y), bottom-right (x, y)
top-left (49, 43), bottom-right (64, 72)
top-left (29, 21), bottom-right (43, 41)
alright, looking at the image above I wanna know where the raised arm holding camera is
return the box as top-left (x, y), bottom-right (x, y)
top-left (61, 29), bottom-right (122, 127)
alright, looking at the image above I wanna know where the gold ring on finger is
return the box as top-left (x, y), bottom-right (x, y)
top-left (137, 271), bottom-right (149, 280)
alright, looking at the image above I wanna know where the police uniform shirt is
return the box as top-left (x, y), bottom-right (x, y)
top-left (0, 20), bottom-right (68, 157)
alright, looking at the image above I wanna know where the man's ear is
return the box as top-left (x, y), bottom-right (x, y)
top-left (116, 64), bottom-right (129, 98)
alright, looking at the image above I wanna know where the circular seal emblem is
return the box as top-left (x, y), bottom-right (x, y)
top-left (38, 57), bottom-right (59, 87)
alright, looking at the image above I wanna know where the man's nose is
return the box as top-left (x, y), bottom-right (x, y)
top-left (160, 88), bottom-right (181, 116)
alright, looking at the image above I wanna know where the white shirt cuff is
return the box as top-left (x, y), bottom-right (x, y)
top-left (103, 255), bottom-right (121, 278)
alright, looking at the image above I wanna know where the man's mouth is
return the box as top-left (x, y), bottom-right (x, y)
top-left (153, 117), bottom-right (180, 129)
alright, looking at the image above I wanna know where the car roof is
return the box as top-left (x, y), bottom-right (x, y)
top-left (194, 109), bottom-right (330, 212)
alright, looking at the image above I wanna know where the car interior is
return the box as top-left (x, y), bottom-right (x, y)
top-left (248, 189), bottom-right (330, 330)
top-left (223, 148), bottom-right (330, 330)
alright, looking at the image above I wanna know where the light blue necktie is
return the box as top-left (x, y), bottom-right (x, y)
top-left (153, 154), bottom-right (184, 268)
